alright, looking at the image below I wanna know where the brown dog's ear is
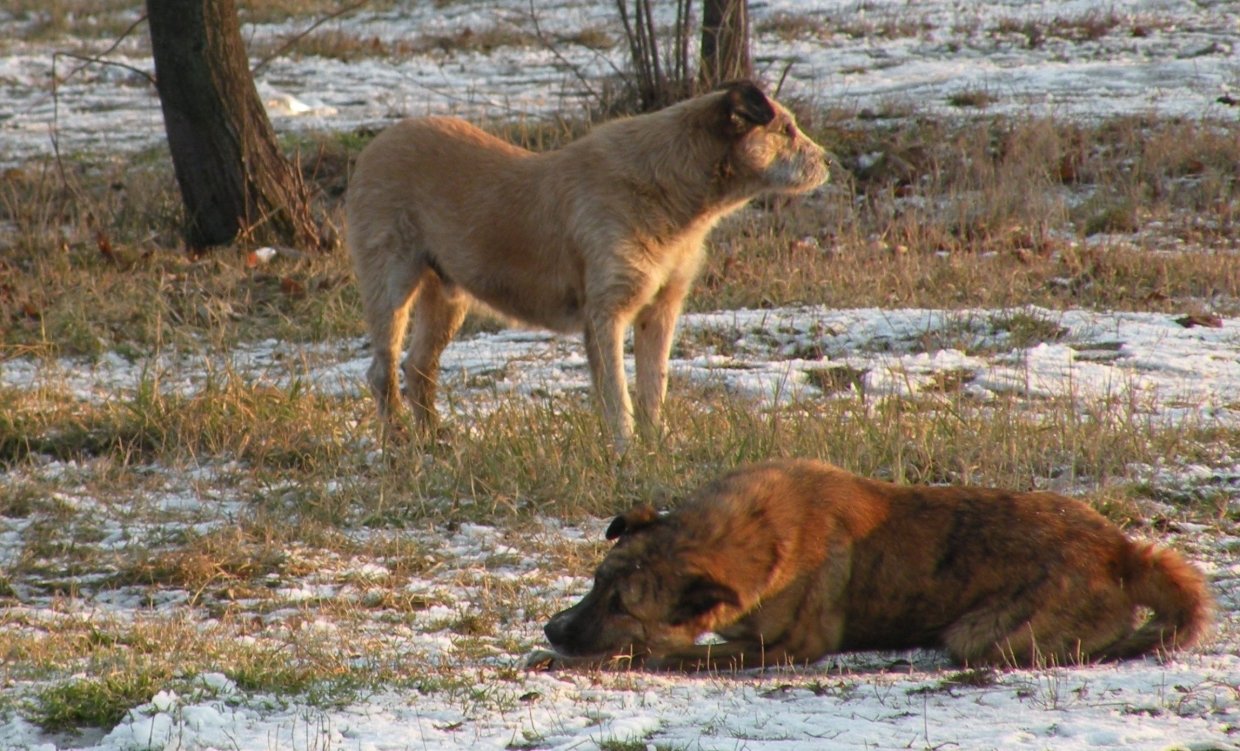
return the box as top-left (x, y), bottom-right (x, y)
top-left (670, 576), bottom-right (740, 625)
top-left (605, 505), bottom-right (661, 540)
top-left (720, 80), bottom-right (775, 134)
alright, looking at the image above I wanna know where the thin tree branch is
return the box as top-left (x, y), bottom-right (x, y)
top-left (250, 0), bottom-right (370, 77)
top-left (51, 13), bottom-right (153, 186)
top-left (527, 0), bottom-right (600, 104)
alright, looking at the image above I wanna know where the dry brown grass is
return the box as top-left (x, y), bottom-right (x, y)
top-left (3, 95), bottom-right (1238, 730)
top-left (7, 110), bottom-right (1236, 361)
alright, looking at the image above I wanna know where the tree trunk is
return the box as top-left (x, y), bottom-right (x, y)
top-left (147, 0), bottom-right (323, 252)
top-left (699, 0), bottom-right (752, 89)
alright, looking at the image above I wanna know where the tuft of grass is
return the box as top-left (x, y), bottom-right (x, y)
top-left (987, 309), bottom-right (1069, 350)
top-left (757, 12), bottom-right (833, 42)
top-left (804, 365), bottom-right (869, 396)
top-left (236, 0), bottom-right (392, 26)
top-left (992, 11), bottom-right (1124, 48)
top-left (318, 381), bottom-right (1237, 528)
top-left (5, 0), bottom-right (145, 42)
top-left (249, 21), bottom-right (540, 64)
top-left (113, 525), bottom-right (308, 595)
top-left (32, 671), bottom-right (164, 732)
top-left (0, 369), bottom-right (363, 470)
top-left (947, 88), bottom-right (996, 109)
top-left (562, 25), bottom-right (615, 50)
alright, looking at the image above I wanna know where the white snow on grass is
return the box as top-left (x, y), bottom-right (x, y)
top-left (7, 306), bottom-right (1238, 428)
top-left (2, 1), bottom-right (1239, 749)
top-left (2, 304), bottom-right (1239, 750)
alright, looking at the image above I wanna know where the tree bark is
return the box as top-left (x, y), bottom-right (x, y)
top-left (147, 0), bottom-right (323, 252)
top-left (699, 0), bottom-right (752, 89)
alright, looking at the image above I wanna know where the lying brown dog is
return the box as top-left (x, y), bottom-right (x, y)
top-left (346, 82), bottom-right (829, 448)
top-left (533, 459), bottom-right (1212, 670)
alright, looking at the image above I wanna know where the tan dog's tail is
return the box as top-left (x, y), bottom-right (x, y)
top-left (1103, 542), bottom-right (1212, 659)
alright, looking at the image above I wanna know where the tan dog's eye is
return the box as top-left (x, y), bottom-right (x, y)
top-left (784, 123), bottom-right (797, 140)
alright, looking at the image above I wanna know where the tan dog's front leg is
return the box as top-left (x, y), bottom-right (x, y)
top-left (633, 280), bottom-right (688, 441)
top-left (585, 312), bottom-right (635, 449)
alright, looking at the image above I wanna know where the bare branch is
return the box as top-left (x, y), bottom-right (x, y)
top-left (250, 0), bottom-right (370, 77)
top-left (527, 0), bottom-right (600, 104)
top-left (51, 13), bottom-right (153, 187)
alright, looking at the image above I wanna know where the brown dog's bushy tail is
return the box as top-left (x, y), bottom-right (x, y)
top-left (1103, 542), bottom-right (1213, 659)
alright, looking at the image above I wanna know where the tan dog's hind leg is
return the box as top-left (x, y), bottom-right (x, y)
top-left (633, 279), bottom-right (689, 440)
top-left (404, 272), bottom-right (469, 434)
top-left (356, 252), bottom-right (424, 434)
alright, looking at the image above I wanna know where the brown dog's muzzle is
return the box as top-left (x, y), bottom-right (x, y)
top-left (543, 606), bottom-right (574, 649)
top-left (544, 589), bottom-right (635, 658)
top-left (544, 599), bottom-right (600, 656)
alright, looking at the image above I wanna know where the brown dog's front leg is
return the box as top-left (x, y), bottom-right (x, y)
top-left (524, 649), bottom-right (645, 671)
top-left (649, 640), bottom-right (805, 672)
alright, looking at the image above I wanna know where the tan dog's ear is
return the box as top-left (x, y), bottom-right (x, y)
top-left (605, 505), bottom-right (660, 540)
top-left (669, 575), bottom-right (740, 625)
top-left (720, 80), bottom-right (775, 134)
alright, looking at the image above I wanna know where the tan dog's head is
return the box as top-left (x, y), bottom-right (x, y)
top-left (706, 80), bottom-right (830, 198)
top-left (543, 505), bottom-right (740, 661)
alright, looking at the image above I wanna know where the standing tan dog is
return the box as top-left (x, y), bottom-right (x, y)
top-left (534, 459), bottom-right (1211, 670)
top-left (346, 82), bottom-right (828, 447)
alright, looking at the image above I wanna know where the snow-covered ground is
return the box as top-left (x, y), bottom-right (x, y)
top-left (3, 306), bottom-right (1239, 751)
top-left (2, 1), bottom-right (1240, 749)
top-left (1, 0), bottom-right (1238, 166)
top-left (7, 306), bottom-right (1240, 429)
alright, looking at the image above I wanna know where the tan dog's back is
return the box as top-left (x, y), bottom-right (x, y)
top-left (349, 118), bottom-right (584, 329)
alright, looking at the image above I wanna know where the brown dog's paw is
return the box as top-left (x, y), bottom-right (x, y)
top-left (523, 649), bottom-right (564, 671)
top-left (523, 650), bottom-right (644, 671)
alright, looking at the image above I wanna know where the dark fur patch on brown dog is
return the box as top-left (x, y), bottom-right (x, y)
top-left (535, 459), bottom-right (1212, 671)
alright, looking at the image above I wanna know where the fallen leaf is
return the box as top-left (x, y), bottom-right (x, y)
top-left (281, 277), bottom-right (307, 297)
top-left (97, 231), bottom-right (115, 260)
top-left (1174, 314), bottom-right (1223, 329)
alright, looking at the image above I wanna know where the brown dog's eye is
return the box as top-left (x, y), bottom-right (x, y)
top-left (608, 591), bottom-right (626, 615)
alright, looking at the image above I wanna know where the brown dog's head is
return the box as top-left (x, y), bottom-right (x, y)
top-left (711, 80), bottom-right (831, 198)
top-left (542, 505), bottom-right (741, 661)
